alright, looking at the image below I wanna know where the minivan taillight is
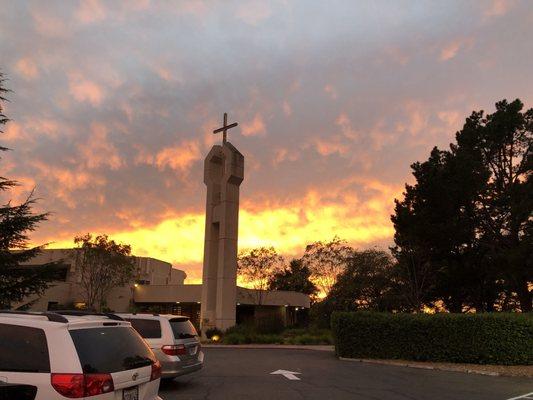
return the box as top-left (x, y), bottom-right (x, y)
top-left (51, 373), bottom-right (114, 398)
top-left (161, 344), bottom-right (187, 356)
top-left (151, 360), bottom-right (162, 381)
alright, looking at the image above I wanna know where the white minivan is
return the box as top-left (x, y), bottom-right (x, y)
top-left (0, 311), bottom-right (163, 400)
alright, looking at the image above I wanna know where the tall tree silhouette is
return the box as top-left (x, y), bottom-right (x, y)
top-left (0, 71), bottom-right (59, 308)
top-left (392, 99), bottom-right (532, 312)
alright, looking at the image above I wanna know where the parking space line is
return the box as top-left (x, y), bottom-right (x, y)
top-left (506, 392), bottom-right (533, 400)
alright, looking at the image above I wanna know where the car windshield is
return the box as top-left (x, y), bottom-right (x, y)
top-left (169, 318), bottom-right (198, 339)
top-left (69, 326), bottom-right (155, 373)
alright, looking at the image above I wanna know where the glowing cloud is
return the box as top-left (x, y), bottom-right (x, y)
top-left (68, 73), bottom-right (105, 106)
top-left (154, 141), bottom-right (202, 172)
top-left (241, 114), bottom-right (266, 136)
top-left (15, 58), bottom-right (39, 80)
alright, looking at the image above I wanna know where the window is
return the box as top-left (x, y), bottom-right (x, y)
top-left (125, 318), bottom-right (162, 338)
top-left (0, 324), bottom-right (50, 373)
top-left (169, 318), bottom-right (198, 339)
top-left (69, 327), bottom-right (155, 373)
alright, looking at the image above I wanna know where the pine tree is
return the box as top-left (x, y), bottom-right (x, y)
top-left (0, 71), bottom-right (60, 309)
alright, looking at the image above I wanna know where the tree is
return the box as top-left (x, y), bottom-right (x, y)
top-left (302, 237), bottom-right (353, 296)
top-left (268, 258), bottom-right (318, 299)
top-left (328, 249), bottom-right (401, 312)
top-left (0, 71), bottom-right (60, 309)
top-left (391, 146), bottom-right (488, 312)
top-left (454, 100), bottom-right (532, 312)
top-left (73, 234), bottom-right (136, 311)
top-left (392, 99), bottom-right (532, 312)
top-left (237, 246), bottom-right (284, 305)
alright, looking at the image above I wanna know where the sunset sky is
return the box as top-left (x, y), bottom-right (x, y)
top-left (1, 0), bottom-right (532, 282)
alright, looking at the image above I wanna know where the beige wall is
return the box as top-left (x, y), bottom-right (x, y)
top-left (16, 249), bottom-right (310, 312)
top-left (134, 284), bottom-right (310, 308)
top-left (15, 249), bottom-right (185, 311)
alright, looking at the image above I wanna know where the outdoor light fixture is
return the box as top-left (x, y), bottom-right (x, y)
top-left (133, 283), bottom-right (139, 288)
top-left (176, 301), bottom-right (180, 304)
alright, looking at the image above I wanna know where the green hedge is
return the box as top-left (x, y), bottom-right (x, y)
top-left (331, 311), bottom-right (533, 365)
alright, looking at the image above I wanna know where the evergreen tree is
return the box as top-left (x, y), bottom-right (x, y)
top-left (392, 99), bottom-right (532, 312)
top-left (0, 71), bottom-right (60, 309)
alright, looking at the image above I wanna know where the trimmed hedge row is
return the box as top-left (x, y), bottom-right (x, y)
top-left (331, 311), bottom-right (533, 365)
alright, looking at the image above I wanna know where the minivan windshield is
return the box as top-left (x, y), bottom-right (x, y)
top-left (169, 318), bottom-right (198, 339)
top-left (69, 327), bottom-right (155, 373)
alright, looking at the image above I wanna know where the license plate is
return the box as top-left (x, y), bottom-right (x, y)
top-left (123, 386), bottom-right (139, 400)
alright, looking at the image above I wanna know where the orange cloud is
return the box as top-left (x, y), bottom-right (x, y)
top-left (440, 37), bottom-right (474, 61)
top-left (335, 113), bottom-right (359, 140)
top-left (46, 176), bottom-right (400, 283)
top-left (3, 122), bottom-right (24, 142)
top-left (154, 140), bottom-right (202, 172)
top-left (484, 0), bottom-right (516, 18)
top-left (438, 110), bottom-right (462, 129)
top-left (15, 58), bottom-right (39, 80)
top-left (241, 114), bottom-right (266, 136)
top-left (272, 147), bottom-right (299, 165)
top-left (78, 123), bottom-right (123, 170)
top-left (313, 136), bottom-right (349, 156)
top-left (69, 73), bottom-right (105, 106)
top-left (30, 161), bottom-right (105, 208)
top-left (76, 0), bottom-right (106, 24)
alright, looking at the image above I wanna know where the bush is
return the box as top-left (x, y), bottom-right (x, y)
top-left (332, 312), bottom-right (533, 365)
top-left (255, 314), bottom-right (285, 334)
top-left (222, 331), bottom-right (282, 345)
top-left (205, 327), bottom-right (223, 340)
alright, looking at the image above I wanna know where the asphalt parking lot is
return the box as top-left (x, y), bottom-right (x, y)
top-left (159, 348), bottom-right (533, 400)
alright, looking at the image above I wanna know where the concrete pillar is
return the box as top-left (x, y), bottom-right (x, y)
top-left (200, 142), bottom-right (244, 332)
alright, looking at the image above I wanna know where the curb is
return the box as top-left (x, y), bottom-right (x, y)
top-left (202, 344), bottom-right (335, 352)
top-left (338, 357), bottom-right (501, 377)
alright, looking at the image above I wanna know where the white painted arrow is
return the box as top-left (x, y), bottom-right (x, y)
top-left (270, 369), bottom-right (301, 381)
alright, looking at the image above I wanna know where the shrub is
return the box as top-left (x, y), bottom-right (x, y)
top-left (205, 327), bottom-right (223, 340)
top-left (331, 312), bottom-right (533, 365)
top-left (255, 314), bottom-right (285, 334)
top-left (223, 332), bottom-right (248, 344)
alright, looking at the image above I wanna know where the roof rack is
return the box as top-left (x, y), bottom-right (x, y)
top-left (54, 310), bottom-right (125, 321)
top-left (0, 310), bottom-right (68, 323)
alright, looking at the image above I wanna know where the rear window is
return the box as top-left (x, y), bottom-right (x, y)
top-left (69, 327), bottom-right (155, 373)
top-left (0, 324), bottom-right (50, 373)
top-left (169, 318), bottom-right (198, 339)
top-left (125, 318), bottom-right (162, 338)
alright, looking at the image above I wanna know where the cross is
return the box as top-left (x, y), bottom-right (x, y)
top-left (213, 112), bottom-right (238, 144)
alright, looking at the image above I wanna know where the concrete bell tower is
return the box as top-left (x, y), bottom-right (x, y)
top-left (200, 114), bottom-right (244, 332)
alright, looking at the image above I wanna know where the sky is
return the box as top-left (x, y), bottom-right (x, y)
top-left (1, 0), bottom-right (532, 283)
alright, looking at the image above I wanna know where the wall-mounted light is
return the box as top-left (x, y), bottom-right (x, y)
top-left (176, 301), bottom-right (180, 304)
top-left (237, 302), bottom-right (241, 305)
